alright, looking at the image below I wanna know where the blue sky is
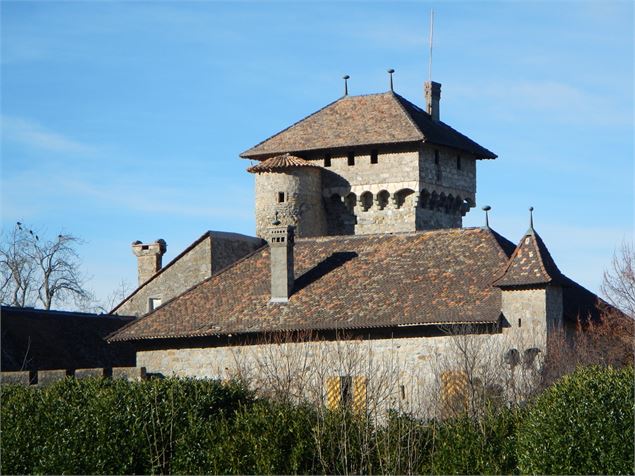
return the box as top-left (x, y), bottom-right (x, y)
top-left (1, 1), bottom-right (633, 308)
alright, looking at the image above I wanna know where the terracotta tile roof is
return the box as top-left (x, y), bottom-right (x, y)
top-left (493, 229), bottom-right (566, 287)
top-left (108, 228), bottom-right (514, 343)
top-left (240, 92), bottom-right (496, 160)
top-left (247, 153), bottom-right (320, 173)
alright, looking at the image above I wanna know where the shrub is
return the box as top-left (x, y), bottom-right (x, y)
top-left (0, 378), bottom-right (252, 475)
top-left (517, 365), bottom-right (635, 475)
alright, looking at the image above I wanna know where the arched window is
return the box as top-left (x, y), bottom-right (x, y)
top-left (394, 188), bottom-right (415, 209)
top-left (360, 191), bottom-right (373, 211)
top-left (344, 193), bottom-right (357, 213)
top-left (377, 190), bottom-right (389, 210)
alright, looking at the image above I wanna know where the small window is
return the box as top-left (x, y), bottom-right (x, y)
top-left (400, 384), bottom-right (406, 400)
top-left (277, 192), bottom-right (285, 203)
top-left (324, 154), bottom-right (331, 167)
top-left (347, 151), bottom-right (355, 166)
top-left (370, 149), bottom-right (378, 164)
top-left (456, 155), bottom-right (462, 170)
top-left (149, 297), bottom-right (162, 312)
top-left (518, 318), bottom-right (522, 328)
top-left (434, 149), bottom-right (440, 165)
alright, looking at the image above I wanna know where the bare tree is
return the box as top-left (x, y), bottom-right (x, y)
top-left (602, 241), bottom-right (635, 318)
top-left (0, 222), bottom-right (92, 310)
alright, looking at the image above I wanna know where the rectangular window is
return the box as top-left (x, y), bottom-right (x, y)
top-left (347, 151), bottom-right (355, 166)
top-left (149, 297), bottom-right (162, 312)
top-left (277, 192), bottom-right (285, 203)
top-left (324, 154), bottom-right (331, 167)
top-left (370, 149), bottom-right (378, 164)
top-left (434, 149), bottom-right (440, 165)
top-left (456, 155), bottom-right (462, 170)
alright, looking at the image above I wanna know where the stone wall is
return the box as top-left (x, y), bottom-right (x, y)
top-left (254, 168), bottom-right (327, 239)
top-left (419, 144), bottom-right (477, 198)
top-left (137, 319), bottom-right (547, 415)
top-left (257, 143), bottom-right (479, 236)
top-left (116, 233), bottom-right (263, 317)
top-left (500, 284), bottom-right (563, 353)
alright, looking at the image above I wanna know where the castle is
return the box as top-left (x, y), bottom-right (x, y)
top-left (107, 77), bottom-right (604, 413)
top-left (244, 81), bottom-right (494, 238)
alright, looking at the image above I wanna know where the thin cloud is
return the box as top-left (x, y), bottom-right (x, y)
top-left (451, 79), bottom-right (631, 128)
top-left (1, 115), bottom-right (95, 155)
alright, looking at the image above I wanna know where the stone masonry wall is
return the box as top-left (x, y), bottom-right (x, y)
top-left (500, 285), bottom-right (563, 353)
top-left (117, 237), bottom-right (213, 316)
top-left (419, 144), bottom-right (477, 199)
top-left (254, 169), bottom-right (326, 239)
top-left (116, 233), bottom-right (263, 317)
top-left (137, 315), bottom-right (548, 416)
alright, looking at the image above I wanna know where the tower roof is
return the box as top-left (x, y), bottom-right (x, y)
top-left (493, 229), bottom-right (565, 287)
top-left (246, 153), bottom-right (320, 173)
top-left (240, 91), bottom-right (497, 160)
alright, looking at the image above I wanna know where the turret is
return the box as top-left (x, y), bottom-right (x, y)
top-left (248, 154), bottom-right (327, 239)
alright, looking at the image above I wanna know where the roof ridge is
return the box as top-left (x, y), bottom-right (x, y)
top-left (390, 92), bottom-right (426, 141)
top-left (240, 96), bottom-right (344, 159)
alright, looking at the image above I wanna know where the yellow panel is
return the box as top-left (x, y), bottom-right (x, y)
top-left (352, 376), bottom-right (367, 413)
top-left (326, 376), bottom-right (341, 410)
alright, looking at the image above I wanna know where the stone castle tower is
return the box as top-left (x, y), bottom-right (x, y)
top-left (242, 80), bottom-right (496, 238)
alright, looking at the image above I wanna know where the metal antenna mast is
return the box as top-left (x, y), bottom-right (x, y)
top-left (428, 9), bottom-right (434, 82)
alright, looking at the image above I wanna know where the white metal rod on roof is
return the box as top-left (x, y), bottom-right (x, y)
top-left (428, 8), bottom-right (434, 82)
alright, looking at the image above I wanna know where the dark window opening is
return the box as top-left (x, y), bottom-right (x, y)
top-left (141, 245), bottom-right (149, 250)
top-left (456, 155), bottom-right (462, 170)
top-left (400, 384), bottom-right (406, 400)
top-left (277, 192), bottom-right (285, 203)
top-left (434, 150), bottom-right (440, 165)
top-left (370, 149), bottom-right (378, 164)
top-left (518, 318), bottom-right (522, 328)
top-left (324, 154), bottom-right (331, 167)
top-left (347, 152), bottom-right (355, 166)
top-left (340, 376), bottom-right (353, 405)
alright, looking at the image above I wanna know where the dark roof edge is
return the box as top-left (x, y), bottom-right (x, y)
top-left (109, 318), bottom-right (500, 343)
top-left (1, 305), bottom-right (134, 321)
top-left (109, 231), bottom-right (265, 314)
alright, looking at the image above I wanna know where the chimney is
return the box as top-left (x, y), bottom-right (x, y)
top-left (424, 81), bottom-right (441, 121)
top-left (132, 239), bottom-right (167, 286)
top-left (267, 225), bottom-right (295, 303)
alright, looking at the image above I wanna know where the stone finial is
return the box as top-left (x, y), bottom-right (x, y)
top-left (387, 69), bottom-right (395, 91)
top-left (482, 205), bottom-right (491, 228)
top-left (266, 225), bottom-right (295, 303)
top-left (424, 81), bottom-right (441, 121)
top-left (529, 206), bottom-right (535, 232)
top-left (343, 75), bottom-right (350, 96)
top-left (132, 239), bottom-right (167, 286)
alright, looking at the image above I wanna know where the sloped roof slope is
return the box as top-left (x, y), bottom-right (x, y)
top-left (240, 92), bottom-right (496, 160)
top-left (493, 229), bottom-right (566, 287)
top-left (247, 153), bottom-right (320, 173)
top-left (1, 306), bottom-right (135, 371)
top-left (109, 228), bottom-right (513, 343)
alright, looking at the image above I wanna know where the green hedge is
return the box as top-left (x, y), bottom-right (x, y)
top-left (1, 366), bottom-right (632, 475)
top-left (517, 365), bottom-right (635, 475)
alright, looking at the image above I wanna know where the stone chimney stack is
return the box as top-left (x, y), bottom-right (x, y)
top-left (425, 81), bottom-right (441, 121)
top-left (267, 225), bottom-right (295, 303)
top-left (132, 239), bottom-right (167, 286)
